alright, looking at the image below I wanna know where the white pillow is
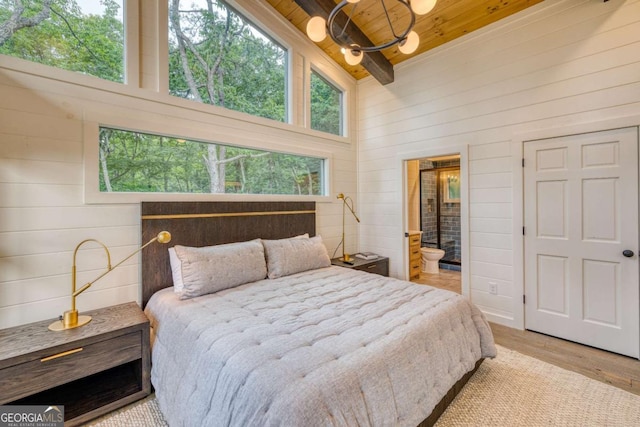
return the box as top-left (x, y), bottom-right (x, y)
top-left (168, 236), bottom-right (307, 293)
top-left (168, 247), bottom-right (184, 293)
top-left (262, 235), bottom-right (331, 279)
top-left (173, 239), bottom-right (267, 299)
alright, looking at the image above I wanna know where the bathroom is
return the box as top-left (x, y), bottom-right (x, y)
top-left (407, 155), bottom-right (461, 283)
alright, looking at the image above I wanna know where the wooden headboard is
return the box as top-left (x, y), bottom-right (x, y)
top-left (141, 201), bottom-right (316, 307)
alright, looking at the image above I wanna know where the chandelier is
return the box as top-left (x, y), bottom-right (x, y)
top-left (306, 0), bottom-right (437, 66)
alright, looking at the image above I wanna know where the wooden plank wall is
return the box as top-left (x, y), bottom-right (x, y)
top-left (0, 1), bottom-right (357, 329)
top-left (357, 0), bottom-right (640, 328)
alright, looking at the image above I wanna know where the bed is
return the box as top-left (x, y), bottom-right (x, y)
top-left (141, 201), bottom-right (496, 427)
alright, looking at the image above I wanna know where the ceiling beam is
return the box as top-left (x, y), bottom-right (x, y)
top-left (293, 0), bottom-right (395, 85)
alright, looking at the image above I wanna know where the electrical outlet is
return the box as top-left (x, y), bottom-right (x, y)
top-left (489, 282), bottom-right (498, 295)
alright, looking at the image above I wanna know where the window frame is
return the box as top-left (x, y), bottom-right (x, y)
top-left (0, 0), bottom-right (354, 143)
top-left (124, 0), bottom-right (140, 87)
top-left (83, 112), bottom-right (333, 204)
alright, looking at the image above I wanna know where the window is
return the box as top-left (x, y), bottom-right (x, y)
top-left (0, 0), bottom-right (124, 82)
top-left (168, 0), bottom-right (287, 122)
top-left (99, 127), bottom-right (324, 195)
top-left (310, 70), bottom-right (342, 136)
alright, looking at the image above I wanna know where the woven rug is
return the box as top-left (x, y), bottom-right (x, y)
top-left (86, 345), bottom-right (640, 426)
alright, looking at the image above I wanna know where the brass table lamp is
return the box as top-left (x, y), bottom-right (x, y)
top-left (337, 193), bottom-right (360, 262)
top-left (48, 231), bottom-right (172, 331)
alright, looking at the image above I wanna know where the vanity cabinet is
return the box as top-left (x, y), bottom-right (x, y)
top-left (409, 232), bottom-right (422, 280)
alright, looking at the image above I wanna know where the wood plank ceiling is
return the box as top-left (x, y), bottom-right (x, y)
top-left (266, 0), bottom-right (545, 84)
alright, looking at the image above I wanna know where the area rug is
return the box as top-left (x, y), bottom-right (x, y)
top-left (86, 345), bottom-right (640, 426)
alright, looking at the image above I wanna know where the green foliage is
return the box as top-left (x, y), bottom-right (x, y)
top-left (168, 0), bottom-right (286, 122)
top-left (99, 128), bottom-right (324, 196)
top-left (2, 0), bottom-right (327, 196)
top-left (164, 0), bottom-right (317, 194)
top-left (0, 0), bottom-right (124, 82)
top-left (310, 70), bottom-right (342, 136)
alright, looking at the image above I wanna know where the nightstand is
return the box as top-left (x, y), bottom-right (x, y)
top-left (331, 256), bottom-right (389, 277)
top-left (0, 302), bottom-right (150, 426)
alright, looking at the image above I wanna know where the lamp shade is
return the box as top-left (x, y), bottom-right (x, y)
top-left (398, 30), bottom-right (420, 54)
top-left (411, 0), bottom-right (437, 15)
top-left (306, 16), bottom-right (327, 42)
top-left (344, 47), bottom-right (363, 66)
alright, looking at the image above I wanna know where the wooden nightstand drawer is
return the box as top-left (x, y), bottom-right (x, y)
top-left (0, 331), bottom-right (141, 403)
top-left (331, 256), bottom-right (389, 277)
top-left (409, 247), bottom-right (421, 262)
top-left (353, 259), bottom-right (389, 276)
top-left (409, 234), bottom-right (421, 245)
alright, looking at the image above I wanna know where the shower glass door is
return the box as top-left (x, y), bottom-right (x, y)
top-left (419, 165), bottom-right (461, 267)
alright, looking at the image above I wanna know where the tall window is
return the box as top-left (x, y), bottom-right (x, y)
top-left (99, 127), bottom-right (324, 195)
top-left (0, 0), bottom-right (124, 82)
top-left (310, 70), bottom-right (342, 136)
top-left (168, 0), bottom-right (287, 122)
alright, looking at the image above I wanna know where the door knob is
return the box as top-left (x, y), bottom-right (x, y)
top-left (622, 250), bottom-right (634, 258)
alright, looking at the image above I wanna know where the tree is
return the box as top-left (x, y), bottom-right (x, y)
top-left (311, 71), bottom-right (342, 135)
top-left (0, 0), bottom-right (124, 82)
top-left (96, 127), bottom-right (323, 196)
top-left (0, 0), bottom-right (53, 45)
top-left (168, 0), bottom-right (286, 193)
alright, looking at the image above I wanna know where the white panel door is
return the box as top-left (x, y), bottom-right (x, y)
top-left (524, 127), bottom-right (639, 358)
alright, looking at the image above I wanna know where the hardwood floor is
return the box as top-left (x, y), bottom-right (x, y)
top-left (412, 269), bottom-right (640, 396)
top-left (411, 269), bottom-right (462, 294)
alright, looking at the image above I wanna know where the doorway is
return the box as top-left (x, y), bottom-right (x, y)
top-left (523, 127), bottom-right (639, 358)
top-left (405, 152), bottom-right (466, 295)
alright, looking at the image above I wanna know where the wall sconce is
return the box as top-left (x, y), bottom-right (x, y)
top-left (337, 193), bottom-right (360, 262)
top-left (48, 231), bottom-right (172, 331)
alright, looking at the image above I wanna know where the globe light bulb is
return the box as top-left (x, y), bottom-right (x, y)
top-left (398, 31), bottom-right (419, 54)
top-left (347, 0), bottom-right (361, 3)
top-left (306, 16), bottom-right (327, 42)
top-left (411, 0), bottom-right (437, 15)
top-left (344, 47), bottom-right (363, 66)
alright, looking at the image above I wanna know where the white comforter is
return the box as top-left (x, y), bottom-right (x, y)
top-left (145, 266), bottom-right (496, 427)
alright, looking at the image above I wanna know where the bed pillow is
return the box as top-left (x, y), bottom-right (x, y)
top-left (168, 247), bottom-right (184, 293)
top-left (173, 239), bottom-right (267, 299)
top-left (168, 237), bottom-right (307, 294)
top-left (262, 235), bottom-right (331, 279)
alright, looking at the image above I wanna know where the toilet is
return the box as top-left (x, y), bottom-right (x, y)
top-left (420, 247), bottom-right (445, 274)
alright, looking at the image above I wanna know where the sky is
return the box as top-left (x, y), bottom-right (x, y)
top-left (76, 0), bottom-right (123, 20)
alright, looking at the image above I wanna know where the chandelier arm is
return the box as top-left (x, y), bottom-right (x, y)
top-left (337, 1), bottom-right (358, 39)
top-left (382, 0), bottom-right (401, 39)
top-left (327, 0), bottom-right (351, 46)
top-left (296, 0), bottom-right (396, 84)
top-left (327, 0), bottom-right (416, 52)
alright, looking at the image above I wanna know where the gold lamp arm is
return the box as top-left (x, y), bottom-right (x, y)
top-left (70, 239), bottom-right (111, 312)
top-left (49, 231), bottom-right (171, 331)
top-left (72, 231), bottom-right (172, 298)
top-left (337, 193), bottom-right (360, 262)
top-left (343, 196), bottom-right (360, 223)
